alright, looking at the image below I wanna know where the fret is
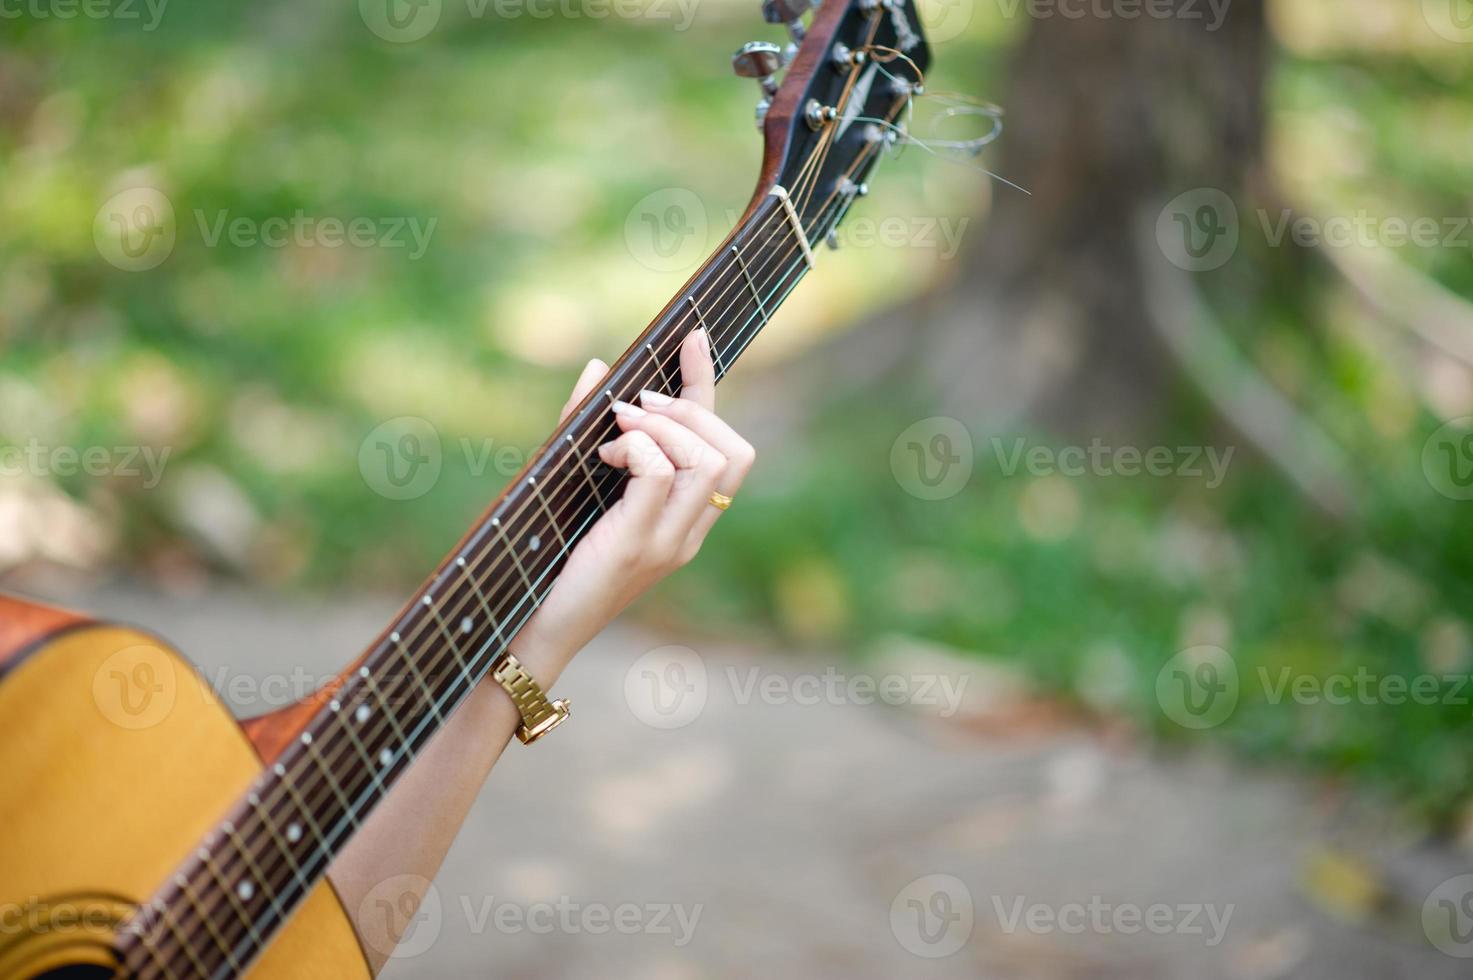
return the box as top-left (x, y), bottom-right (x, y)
top-left (424, 598), bottom-right (477, 693)
top-left (359, 667), bottom-right (415, 761)
top-left (330, 695), bottom-right (387, 794)
top-left (645, 342), bottom-right (676, 391)
top-left (177, 872), bottom-right (240, 976)
top-left (566, 434), bottom-right (610, 513)
top-left (491, 516), bottom-right (536, 593)
top-left (126, 911), bottom-right (182, 980)
top-left (303, 739), bottom-right (359, 830)
top-left (689, 293), bottom-right (726, 376)
top-left (223, 819), bottom-right (290, 929)
top-left (247, 791), bottom-right (312, 897)
top-left (393, 621), bottom-right (447, 724)
top-left (159, 888), bottom-right (215, 979)
top-left (266, 768), bottom-right (329, 878)
top-left (731, 247), bottom-right (769, 322)
top-left (201, 848), bottom-right (266, 961)
top-left (526, 475), bottom-right (570, 552)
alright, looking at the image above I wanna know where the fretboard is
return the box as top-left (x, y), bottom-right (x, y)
top-left (119, 180), bottom-right (867, 979)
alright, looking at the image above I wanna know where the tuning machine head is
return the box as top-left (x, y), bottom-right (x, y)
top-left (732, 40), bottom-right (784, 128)
top-left (762, 0), bottom-right (818, 60)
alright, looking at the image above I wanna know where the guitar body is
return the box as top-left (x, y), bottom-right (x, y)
top-left (0, 595), bottom-right (371, 980)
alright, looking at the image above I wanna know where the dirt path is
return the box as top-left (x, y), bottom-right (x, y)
top-left (67, 584), bottom-right (1473, 979)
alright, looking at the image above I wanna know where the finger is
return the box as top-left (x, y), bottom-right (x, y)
top-left (611, 402), bottom-right (724, 535)
top-left (636, 388), bottom-right (754, 544)
top-left (559, 358), bottom-right (609, 424)
top-left (596, 430), bottom-right (673, 528)
top-left (678, 329), bottom-right (716, 413)
top-left (636, 389), bottom-right (755, 487)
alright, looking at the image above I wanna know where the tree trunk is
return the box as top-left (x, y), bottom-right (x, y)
top-left (920, 0), bottom-right (1270, 433)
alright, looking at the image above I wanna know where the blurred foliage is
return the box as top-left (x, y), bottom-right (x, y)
top-left (2, 2), bottom-right (1473, 827)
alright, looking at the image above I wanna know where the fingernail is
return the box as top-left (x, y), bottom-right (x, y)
top-left (695, 328), bottom-right (710, 355)
top-left (639, 389), bottom-right (674, 407)
top-left (611, 400), bottom-right (646, 418)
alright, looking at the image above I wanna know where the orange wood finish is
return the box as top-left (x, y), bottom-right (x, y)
top-left (0, 601), bottom-right (371, 979)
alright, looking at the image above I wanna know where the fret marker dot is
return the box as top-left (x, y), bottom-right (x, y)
top-left (391, 631), bottom-right (402, 642)
top-left (422, 596), bottom-right (433, 606)
top-left (379, 748), bottom-right (394, 767)
top-left (528, 534), bottom-right (541, 551)
top-left (238, 880), bottom-right (254, 901)
top-left (274, 763), bottom-right (286, 777)
top-left (286, 823), bottom-right (302, 843)
top-left (359, 666), bottom-right (370, 678)
top-left (456, 557), bottom-right (467, 567)
top-left (356, 704), bottom-right (371, 723)
top-left (460, 616), bottom-right (474, 634)
top-left (300, 732), bottom-right (312, 746)
top-left (329, 700), bottom-right (340, 712)
top-left (247, 793), bottom-right (260, 806)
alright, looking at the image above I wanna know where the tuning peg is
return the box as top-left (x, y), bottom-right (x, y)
top-left (733, 41), bottom-right (783, 128)
top-left (732, 41), bottom-right (783, 96)
top-left (763, 0), bottom-right (816, 61)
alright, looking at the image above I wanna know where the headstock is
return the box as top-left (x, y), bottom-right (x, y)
top-left (733, 0), bottom-right (932, 240)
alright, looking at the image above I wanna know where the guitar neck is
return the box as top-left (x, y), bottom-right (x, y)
top-left (121, 181), bottom-right (864, 978)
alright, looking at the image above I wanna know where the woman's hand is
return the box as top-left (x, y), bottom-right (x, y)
top-left (335, 330), bottom-right (751, 964)
top-left (508, 328), bottom-right (755, 674)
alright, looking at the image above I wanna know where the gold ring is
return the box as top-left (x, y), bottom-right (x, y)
top-left (708, 490), bottom-right (733, 511)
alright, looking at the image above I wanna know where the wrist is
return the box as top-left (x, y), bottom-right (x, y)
top-left (499, 616), bottom-right (577, 689)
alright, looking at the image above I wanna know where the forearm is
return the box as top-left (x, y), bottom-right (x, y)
top-left (326, 621), bottom-right (576, 974)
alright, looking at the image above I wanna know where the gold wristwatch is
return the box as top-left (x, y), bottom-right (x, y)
top-left (491, 652), bottom-right (570, 745)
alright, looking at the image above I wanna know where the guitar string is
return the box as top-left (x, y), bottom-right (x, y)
top-left (132, 92), bottom-right (901, 980)
top-left (143, 172), bottom-right (872, 980)
top-left (115, 119), bottom-right (848, 975)
top-left (125, 178), bottom-right (834, 980)
top-left (129, 42), bottom-right (917, 980)
top-left (134, 73), bottom-right (915, 979)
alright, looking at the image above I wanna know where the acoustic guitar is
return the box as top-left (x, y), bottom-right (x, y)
top-left (0, 1), bottom-right (931, 975)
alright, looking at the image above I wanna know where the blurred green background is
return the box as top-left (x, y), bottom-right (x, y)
top-left (3, 0), bottom-right (1473, 836)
